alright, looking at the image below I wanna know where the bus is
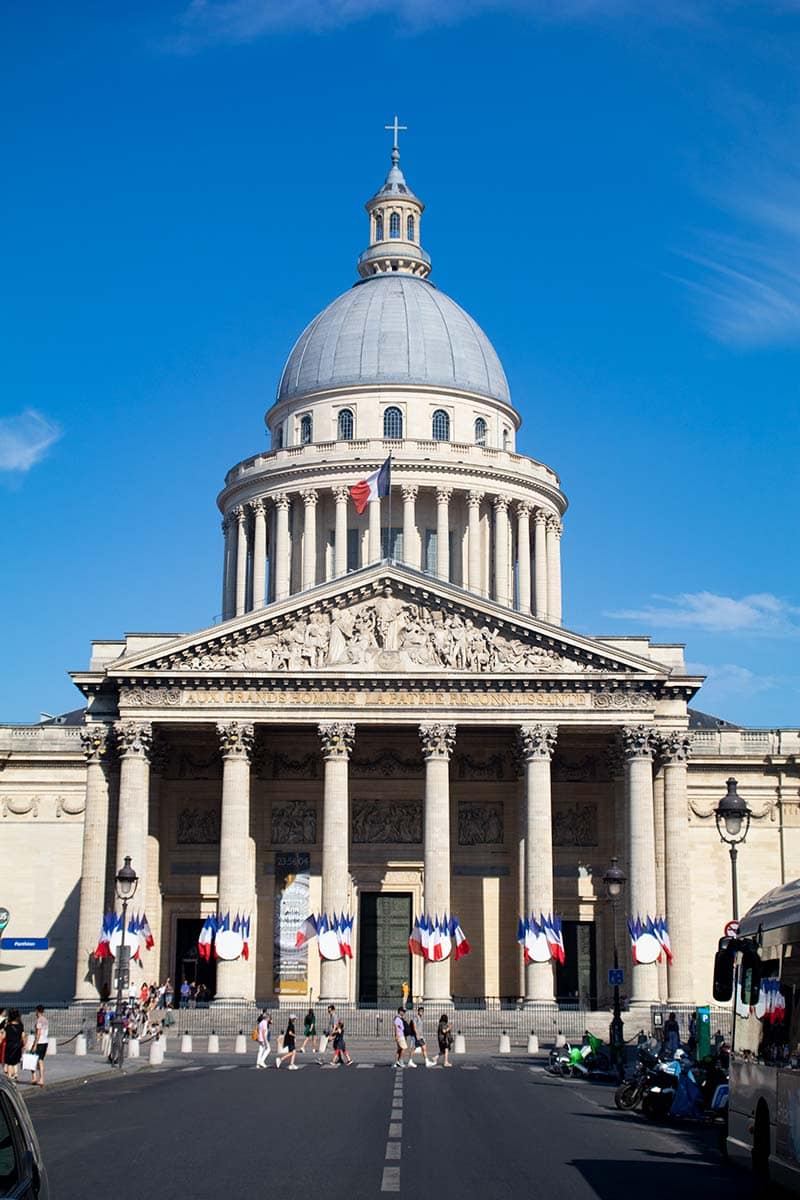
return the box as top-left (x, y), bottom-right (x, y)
top-left (714, 877), bottom-right (800, 1191)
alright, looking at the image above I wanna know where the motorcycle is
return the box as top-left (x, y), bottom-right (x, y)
top-left (640, 1051), bottom-right (728, 1122)
top-left (614, 1045), bottom-right (661, 1111)
top-left (567, 1032), bottom-right (612, 1078)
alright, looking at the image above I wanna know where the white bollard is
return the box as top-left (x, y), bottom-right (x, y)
top-left (128, 1037), bottom-right (140, 1059)
top-left (454, 1032), bottom-right (466, 1055)
top-left (74, 1034), bottom-right (87, 1057)
top-left (527, 1033), bottom-right (539, 1055)
top-left (49, 1037), bottom-right (57, 1057)
top-left (207, 1032), bottom-right (219, 1054)
top-left (499, 1032), bottom-right (511, 1055)
top-left (149, 1038), bottom-right (163, 1066)
top-left (101, 1032), bottom-right (111, 1058)
top-left (234, 1031), bottom-right (247, 1055)
top-left (181, 1032), bottom-right (193, 1054)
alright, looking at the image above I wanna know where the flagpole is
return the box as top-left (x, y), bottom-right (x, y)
top-left (387, 454), bottom-right (393, 562)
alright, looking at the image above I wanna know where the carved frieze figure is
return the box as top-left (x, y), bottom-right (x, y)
top-left (458, 802), bottom-right (504, 845)
top-left (271, 803), bottom-right (317, 844)
top-left (173, 587), bottom-right (598, 676)
top-left (177, 807), bottom-right (221, 844)
top-left (552, 803), bottom-right (599, 847)
top-left (352, 799), bottom-right (422, 843)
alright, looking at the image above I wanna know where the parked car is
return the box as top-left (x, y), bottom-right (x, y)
top-left (0, 1072), bottom-right (49, 1198)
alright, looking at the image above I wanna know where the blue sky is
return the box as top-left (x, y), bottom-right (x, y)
top-left (1, 1), bottom-right (798, 726)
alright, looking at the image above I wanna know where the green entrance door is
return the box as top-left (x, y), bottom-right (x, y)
top-left (358, 893), bottom-right (412, 1005)
top-left (555, 921), bottom-right (597, 1007)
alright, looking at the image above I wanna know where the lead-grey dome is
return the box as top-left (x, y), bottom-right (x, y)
top-left (277, 274), bottom-right (510, 406)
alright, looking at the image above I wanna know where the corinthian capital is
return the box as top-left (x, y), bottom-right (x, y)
top-left (515, 500), bottom-right (532, 520)
top-left (216, 721), bottom-right (254, 759)
top-left (467, 490), bottom-right (484, 509)
top-left (318, 722), bottom-right (355, 759)
top-left (419, 722), bottom-right (456, 760)
top-left (533, 507), bottom-right (549, 527)
top-left (493, 495), bottom-right (509, 514)
top-left (401, 484), bottom-right (418, 503)
top-left (436, 487), bottom-right (453, 505)
top-left (546, 514), bottom-right (562, 537)
top-left (274, 492), bottom-right (290, 512)
top-left (659, 731), bottom-right (692, 765)
top-left (301, 488), bottom-right (319, 508)
top-left (517, 723), bottom-right (558, 762)
top-left (114, 720), bottom-right (153, 759)
top-left (80, 723), bottom-right (112, 763)
top-left (232, 505), bottom-right (246, 526)
top-left (250, 498), bottom-right (265, 518)
top-left (221, 517), bottom-right (230, 536)
top-left (619, 724), bottom-right (657, 761)
top-left (333, 485), bottom-right (350, 504)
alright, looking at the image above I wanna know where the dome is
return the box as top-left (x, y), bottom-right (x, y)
top-left (277, 274), bottom-right (511, 407)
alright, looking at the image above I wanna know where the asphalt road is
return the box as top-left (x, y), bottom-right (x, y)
top-left (27, 1056), bottom-right (761, 1200)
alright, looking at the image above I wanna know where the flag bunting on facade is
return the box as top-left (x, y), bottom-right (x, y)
top-left (293, 912), bottom-right (354, 958)
top-left (627, 914), bottom-right (672, 965)
top-left (516, 913), bottom-right (565, 965)
top-left (756, 978), bottom-right (786, 1025)
top-left (348, 455), bottom-right (391, 515)
top-left (408, 914), bottom-right (471, 962)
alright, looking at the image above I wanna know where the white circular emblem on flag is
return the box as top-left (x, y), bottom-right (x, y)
top-left (108, 927), bottom-right (140, 958)
top-left (318, 929), bottom-right (343, 960)
top-left (634, 932), bottom-right (661, 964)
top-left (529, 931), bottom-right (551, 962)
top-left (215, 929), bottom-right (244, 961)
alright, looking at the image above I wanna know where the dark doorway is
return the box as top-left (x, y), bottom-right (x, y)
top-left (555, 921), bottom-right (597, 1007)
top-left (174, 919), bottom-right (217, 998)
top-left (359, 893), bottom-right (412, 1005)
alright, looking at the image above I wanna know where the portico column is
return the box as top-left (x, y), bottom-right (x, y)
top-left (467, 490), bottom-right (484, 594)
top-left (301, 488), bottom-right (318, 590)
top-left (620, 724), bottom-right (659, 1005)
top-left (518, 723), bottom-right (558, 1002)
top-left (401, 485), bottom-right (418, 570)
top-left (533, 509), bottom-right (548, 620)
top-left (546, 515), bottom-right (562, 625)
top-left (318, 722), bottom-right (355, 1003)
top-left (660, 733), bottom-right (694, 1003)
top-left (516, 502), bottom-right (532, 615)
top-left (251, 499), bottom-right (266, 610)
top-left (234, 506), bottom-right (247, 616)
top-left (74, 724), bottom-right (113, 1000)
top-left (216, 721), bottom-right (255, 1000)
top-left (493, 496), bottom-right (510, 606)
top-left (274, 493), bottom-right (290, 600)
top-left (368, 497), bottom-right (381, 563)
top-left (333, 486), bottom-right (349, 577)
top-left (419, 722), bottom-right (456, 1002)
top-left (114, 720), bottom-right (152, 933)
top-left (436, 487), bottom-right (452, 580)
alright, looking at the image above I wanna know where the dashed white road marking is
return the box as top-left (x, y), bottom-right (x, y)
top-left (213, 1065), bottom-right (238, 1071)
top-left (381, 1167), bottom-right (401, 1192)
top-left (494, 1065), bottom-right (514, 1072)
top-left (461, 1065), bottom-right (479, 1070)
top-left (356, 1062), bottom-right (375, 1069)
top-left (385, 1142), bottom-right (401, 1160)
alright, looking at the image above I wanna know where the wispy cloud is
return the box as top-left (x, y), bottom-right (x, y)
top-left (688, 661), bottom-right (778, 701)
top-left (0, 410), bottom-right (62, 473)
top-left (608, 590), bottom-right (800, 636)
top-left (174, 0), bottom-right (706, 46)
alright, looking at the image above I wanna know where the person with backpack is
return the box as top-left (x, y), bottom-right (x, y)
top-left (275, 1015), bottom-right (299, 1070)
top-left (432, 1013), bottom-right (453, 1067)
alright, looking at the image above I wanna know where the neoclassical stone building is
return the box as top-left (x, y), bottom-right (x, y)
top-left (2, 140), bottom-right (798, 1009)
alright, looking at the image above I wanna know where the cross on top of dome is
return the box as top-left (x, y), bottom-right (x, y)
top-left (384, 114), bottom-right (407, 166)
top-left (359, 118), bottom-right (430, 279)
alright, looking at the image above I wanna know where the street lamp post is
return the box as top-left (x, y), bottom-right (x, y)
top-left (111, 856), bottom-right (138, 1068)
top-left (603, 856), bottom-right (627, 1081)
top-left (714, 778), bottom-right (751, 921)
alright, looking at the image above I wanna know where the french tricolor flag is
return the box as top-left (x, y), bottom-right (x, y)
top-left (348, 455), bottom-right (391, 515)
top-left (449, 915), bottom-right (471, 961)
top-left (198, 914), bottom-right (216, 961)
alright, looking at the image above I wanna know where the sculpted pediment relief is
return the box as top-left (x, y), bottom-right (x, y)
top-left (128, 577), bottom-right (645, 677)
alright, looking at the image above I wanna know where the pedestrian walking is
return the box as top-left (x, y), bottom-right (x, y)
top-left (412, 1005), bottom-right (435, 1067)
top-left (300, 1007), bottom-right (317, 1054)
top-left (255, 1010), bottom-right (272, 1069)
top-left (276, 1015), bottom-right (299, 1069)
top-left (432, 1013), bottom-right (453, 1067)
top-left (393, 1007), bottom-right (409, 1068)
top-left (663, 1011), bottom-right (681, 1057)
top-left (318, 1004), bottom-right (337, 1064)
top-left (3, 1009), bottom-right (24, 1081)
top-left (331, 1014), bottom-right (352, 1066)
top-left (30, 1006), bottom-right (49, 1087)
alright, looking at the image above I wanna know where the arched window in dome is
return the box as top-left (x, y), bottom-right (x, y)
top-left (503, 427), bottom-right (511, 450)
top-left (474, 417), bottom-right (487, 446)
top-left (300, 413), bottom-right (313, 446)
top-left (407, 214), bottom-right (415, 241)
top-left (432, 410), bottom-right (450, 442)
top-left (375, 213), bottom-right (384, 242)
top-left (383, 406), bottom-right (403, 439)
top-left (275, 425), bottom-right (284, 450)
top-left (338, 408), bottom-right (354, 441)
top-left (389, 212), bottom-right (401, 239)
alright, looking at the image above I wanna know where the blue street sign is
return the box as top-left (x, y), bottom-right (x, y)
top-left (1, 938), bottom-right (49, 951)
top-left (608, 968), bottom-right (624, 987)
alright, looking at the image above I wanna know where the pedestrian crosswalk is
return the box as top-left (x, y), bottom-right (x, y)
top-left (176, 1061), bottom-right (538, 1074)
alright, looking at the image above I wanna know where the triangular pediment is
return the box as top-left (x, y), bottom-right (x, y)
top-left (106, 563), bottom-right (673, 681)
